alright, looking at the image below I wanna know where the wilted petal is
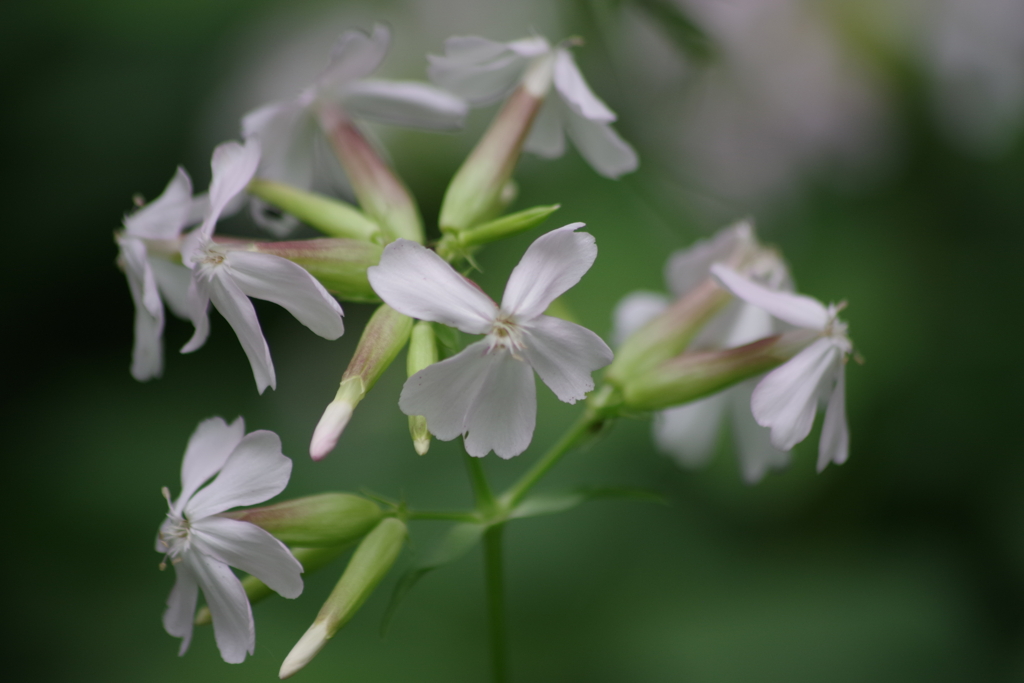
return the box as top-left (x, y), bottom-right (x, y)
top-left (203, 266), bottom-right (276, 394)
top-left (817, 363), bottom-right (849, 472)
top-left (318, 24), bottom-right (391, 98)
top-left (563, 110), bottom-right (638, 179)
top-left (463, 350), bottom-right (536, 458)
top-left (729, 381), bottom-right (790, 484)
top-left (162, 561), bottom-right (199, 656)
top-left (553, 49), bottom-right (616, 123)
top-left (192, 516), bottom-right (303, 599)
top-left (523, 96), bottom-right (566, 158)
top-left (711, 264), bottom-right (830, 330)
top-left (341, 79), bottom-right (468, 130)
top-left (185, 430), bottom-right (292, 519)
top-left (224, 251), bottom-right (344, 340)
top-left (120, 237), bottom-right (164, 381)
top-left (501, 223), bottom-right (596, 320)
top-left (751, 338), bottom-right (840, 450)
top-left (199, 138), bottom-right (261, 239)
top-left (612, 290), bottom-right (670, 346)
top-left (369, 239), bottom-right (496, 333)
top-left (654, 392), bottom-right (728, 468)
top-left (177, 416), bottom-right (246, 509)
top-left (519, 315), bottom-right (612, 404)
top-left (184, 551), bottom-right (253, 664)
top-left (124, 167), bottom-right (193, 240)
top-left (149, 257), bottom-right (192, 320)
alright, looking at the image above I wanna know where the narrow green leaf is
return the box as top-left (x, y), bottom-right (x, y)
top-left (510, 488), bottom-right (666, 520)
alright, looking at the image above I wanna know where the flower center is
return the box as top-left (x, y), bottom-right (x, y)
top-left (158, 486), bottom-right (192, 569)
top-left (487, 315), bottom-right (526, 355)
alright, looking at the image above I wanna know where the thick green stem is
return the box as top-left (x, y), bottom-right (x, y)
top-left (464, 452), bottom-right (497, 515)
top-left (484, 524), bottom-right (508, 683)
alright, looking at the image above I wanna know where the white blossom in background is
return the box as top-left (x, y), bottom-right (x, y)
top-left (613, 222), bottom-right (791, 483)
top-left (181, 139), bottom-right (346, 394)
top-left (711, 263), bottom-right (852, 472)
top-left (157, 416), bottom-right (303, 664)
top-left (243, 23), bottom-right (468, 235)
top-left (428, 34), bottom-right (638, 178)
top-left (368, 224), bottom-right (613, 458)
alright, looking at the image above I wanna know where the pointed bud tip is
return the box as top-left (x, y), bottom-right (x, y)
top-left (413, 435), bottom-right (430, 456)
top-left (279, 621), bottom-right (331, 679)
top-left (310, 400), bottom-right (355, 460)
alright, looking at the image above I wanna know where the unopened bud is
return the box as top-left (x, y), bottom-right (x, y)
top-left (621, 329), bottom-right (819, 411)
top-left (252, 238), bottom-right (382, 303)
top-left (223, 492), bottom-right (383, 546)
top-left (406, 321), bottom-right (438, 454)
top-left (280, 518), bottom-right (407, 678)
top-left (247, 179), bottom-right (381, 242)
top-left (438, 56), bottom-right (554, 234)
top-left (317, 104), bottom-right (424, 244)
top-left (311, 305), bottom-right (413, 459)
top-left (461, 204), bottom-right (560, 248)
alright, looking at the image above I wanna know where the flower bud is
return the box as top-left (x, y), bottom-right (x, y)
top-left (311, 305), bottom-right (414, 459)
top-left (280, 517), bottom-right (407, 679)
top-left (247, 178), bottom-right (381, 242)
top-left (223, 492), bottom-right (383, 546)
top-left (405, 321), bottom-right (438, 455)
top-left (438, 55), bottom-right (555, 234)
top-left (436, 204), bottom-right (561, 261)
top-left (252, 238), bottom-right (382, 303)
top-left (621, 329), bottom-right (819, 411)
top-left (195, 545), bottom-right (349, 626)
top-left (317, 104), bottom-right (424, 244)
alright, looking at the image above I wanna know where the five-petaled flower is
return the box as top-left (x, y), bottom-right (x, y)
top-left (180, 138), bottom-right (346, 394)
top-left (157, 416), bottom-right (303, 663)
top-left (711, 263), bottom-right (853, 471)
top-left (428, 34), bottom-right (638, 179)
top-left (368, 223), bottom-right (614, 458)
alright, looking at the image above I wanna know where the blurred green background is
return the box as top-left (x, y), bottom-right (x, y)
top-left (4, 0), bottom-right (1024, 681)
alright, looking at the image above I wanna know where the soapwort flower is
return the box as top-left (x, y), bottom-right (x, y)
top-left (613, 222), bottom-right (791, 483)
top-left (243, 23), bottom-right (468, 235)
top-left (711, 263), bottom-right (853, 471)
top-left (181, 139), bottom-right (346, 394)
top-left (428, 34), bottom-right (638, 178)
top-left (156, 417), bottom-right (303, 663)
top-left (367, 223), bottom-right (613, 458)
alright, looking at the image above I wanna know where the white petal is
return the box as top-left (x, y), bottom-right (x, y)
top-left (199, 138), bottom-right (261, 239)
top-left (501, 224), bottom-right (596, 320)
top-left (507, 36), bottom-right (552, 58)
top-left (119, 237), bottom-right (165, 381)
top-left (399, 340), bottom-right (494, 441)
top-left (149, 256), bottom-right (193, 320)
top-left (427, 37), bottom-right (530, 105)
top-left (317, 24), bottom-right (390, 98)
top-left (124, 167), bottom-right (193, 240)
top-left (711, 264), bottom-right (830, 330)
top-left (519, 315), bottom-right (613, 404)
top-left (162, 560), bottom-right (199, 656)
top-left (653, 393), bottom-right (728, 468)
top-left (185, 430), bottom-right (292, 520)
top-left (204, 266), bottom-right (276, 394)
top-left (721, 302), bottom-right (776, 348)
top-left (751, 338), bottom-right (840, 451)
top-left (183, 551), bottom-right (253, 664)
top-left (523, 95), bottom-right (566, 158)
top-left (192, 516), bottom-right (303, 599)
top-left (611, 291), bottom-right (670, 347)
top-left (177, 416), bottom-right (246, 510)
top-left (463, 349), bottom-right (536, 459)
top-left (817, 363), bottom-right (849, 472)
top-left (340, 79), bottom-right (468, 130)
top-left (729, 381), bottom-right (790, 484)
top-left (224, 251), bottom-right (344, 340)
top-left (563, 109), bottom-right (638, 179)
top-left (553, 49), bottom-right (616, 122)
top-left (664, 221), bottom-right (753, 297)
top-left (368, 239), bottom-right (496, 334)
top-left (180, 276), bottom-right (211, 354)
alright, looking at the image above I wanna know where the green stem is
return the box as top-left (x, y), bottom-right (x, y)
top-left (483, 524), bottom-right (508, 683)
top-left (404, 510), bottom-right (479, 522)
top-left (464, 451), bottom-right (497, 515)
top-left (500, 411), bottom-right (600, 509)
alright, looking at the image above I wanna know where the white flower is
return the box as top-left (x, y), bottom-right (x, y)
top-left (428, 35), bottom-right (638, 179)
top-left (367, 224), bottom-right (613, 458)
top-left (181, 138), bottom-right (346, 394)
top-left (612, 222), bottom-right (791, 483)
top-left (711, 263), bottom-right (853, 472)
top-left (157, 416), bottom-right (303, 664)
top-left (243, 24), bottom-right (468, 235)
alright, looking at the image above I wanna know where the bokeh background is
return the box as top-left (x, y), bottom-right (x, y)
top-left (4, 0), bottom-right (1024, 681)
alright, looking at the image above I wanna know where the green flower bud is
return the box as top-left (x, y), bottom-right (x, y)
top-left (310, 305), bottom-right (414, 459)
top-left (280, 518), bottom-right (408, 679)
top-left (247, 179), bottom-right (381, 242)
top-left (436, 204), bottom-right (560, 261)
top-left (621, 329), bottom-right (819, 411)
top-left (223, 493), bottom-right (383, 547)
top-left (252, 238), bottom-right (382, 303)
top-left (406, 321), bottom-right (438, 455)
